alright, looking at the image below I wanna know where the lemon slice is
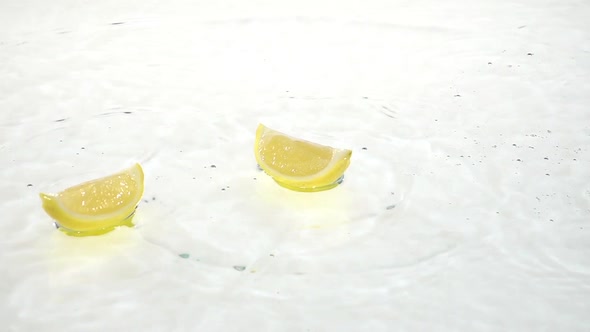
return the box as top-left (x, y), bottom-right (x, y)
top-left (39, 163), bottom-right (145, 236)
top-left (254, 124), bottom-right (352, 192)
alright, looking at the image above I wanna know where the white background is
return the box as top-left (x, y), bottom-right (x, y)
top-left (1, 0), bottom-right (589, 331)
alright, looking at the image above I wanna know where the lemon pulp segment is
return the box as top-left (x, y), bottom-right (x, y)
top-left (39, 163), bottom-right (144, 236)
top-left (254, 124), bottom-right (352, 192)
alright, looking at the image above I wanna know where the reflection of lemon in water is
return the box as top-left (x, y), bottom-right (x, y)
top-left (254, 124), bottom-right (352, 192)
top-left (39, 163), bottom-right (144, 236)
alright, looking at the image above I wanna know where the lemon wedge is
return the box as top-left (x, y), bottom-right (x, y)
top-left (254, 124), bottom-right (352, 192)
top-left (39, 163), bottom-right (145, 236)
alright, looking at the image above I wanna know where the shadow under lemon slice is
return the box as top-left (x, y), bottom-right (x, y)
top-left (39, 163), bottom-right (145, 236)
top-left (254, 124), bottom-right (352, 192)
